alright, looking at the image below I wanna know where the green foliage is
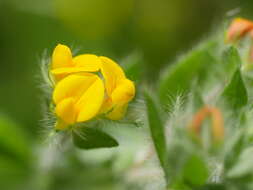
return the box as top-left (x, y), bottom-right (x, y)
top-left (183, 155), bottom-right (209, 186)
top-left (227, 147), bottom-right (253, 178)
top-left (72, 125), bottom-right (119, 149)
top-left (144, 92), bottom-right (168, 180)
top-left (221, 46), bottom-right (241, 77)
top-left (224, 130), bottom-right (245, 170)
top-left (220, 69), bottom-right (248, 112)
top-left (159, 41), bottom-right (216, 108)
top-left (144, 28), bottom-right (253, 189)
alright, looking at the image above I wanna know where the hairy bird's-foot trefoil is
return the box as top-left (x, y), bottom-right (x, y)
top-left (36, 18), bottom-right (253, 189)
top-left (49, 44), bottom-right (135, 130)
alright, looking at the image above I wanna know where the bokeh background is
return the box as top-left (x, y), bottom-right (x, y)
top-left (0, 0), bottom-right (253, 189)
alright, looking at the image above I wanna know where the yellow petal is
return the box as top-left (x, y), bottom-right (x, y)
top-left (106, 104), bottom-right (128, 120)
top-left (51, 67), bottom-right (96, 83)
top-left (73, 54), bottom-right (101, 71)
top-left (53, 73), bottom-right (97, 104)
top-left (52, 44), bottom-right (73, 69)
top-left (104, 79), bottom-right (134, 120)
top-left (99, 56), bottom-right (125, 95)
top-left (111, 79), bottom-right (135, 105)
top-left (51, 66), bottom-right (100, 76)
top-left (76, 76), bottom-right (104, 122)
top-left (51, 54), bottom-right (102, 82)
top-left (51, 73), bottom-right (69, 83)
top-left (99, 97), bottom-right (113, 114)
top-left (55, 97), bottom-right (77, 124)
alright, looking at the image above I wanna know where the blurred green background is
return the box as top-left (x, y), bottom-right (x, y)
top-left (1, 0), bottom-right (253, 189)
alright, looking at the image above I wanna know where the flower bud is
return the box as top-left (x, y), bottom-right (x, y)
top-left (189, 106), bottom-right (224, 142)
top-left (226, 18), bottom-right (253, 43)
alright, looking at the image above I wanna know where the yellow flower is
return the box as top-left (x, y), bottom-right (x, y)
top-left (50, 44), bottom-right (135, 130)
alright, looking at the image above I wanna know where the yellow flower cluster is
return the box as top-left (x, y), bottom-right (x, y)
top-left (50, 44), bottom-right (135, 130)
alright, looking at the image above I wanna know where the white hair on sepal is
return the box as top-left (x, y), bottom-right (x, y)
top-left (38, 104), bottom-right (72, 151)
top-left (35, 49), bottom-right (54, 111)
top-left (38, 102), bottom-right (58, 146)
top-left (37, 51), bottom-right (53, 99)
top-left (40, 50), bottom-right (54, 88)
top-left (162, 89), bottom-right (187, 115)
top-left (164, 94), bottom-right (187, 142)
top-left (34, 49), bottom-right (58, 144)
top-left (163, 91), bottom-right (186, 123)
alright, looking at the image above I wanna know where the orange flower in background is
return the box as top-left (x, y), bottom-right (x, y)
top-left (226, 18), bottom-right (253, 42)
top-left (189, 106), bottom-right (224, 142)
top-left (50, 44), bottom-right (135, 130)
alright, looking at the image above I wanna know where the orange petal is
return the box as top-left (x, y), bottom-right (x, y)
top-left (226, 18), bottom-right (253, 42)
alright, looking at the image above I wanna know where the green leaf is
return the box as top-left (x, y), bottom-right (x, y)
top-left (170, 181), bottom-right (192, 190)
top-left (221, 69), bottom-right (248, 111)
top-left (183, 155), bottom-right (209, 186)
top-left (159, 42), bottom-right (216, 107)
top-left (196, 184), bottom-right (226, 190)
top-left (227, 147), bottom-right (253, 178)
top-left (72, 127), bottom-right (119, 149)
top-left (144, 92), bottom-right (168, 179)
top-left (222, 46), bottom-right (241, 75)
top-left (224, 130), bottom-right (244, 170)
